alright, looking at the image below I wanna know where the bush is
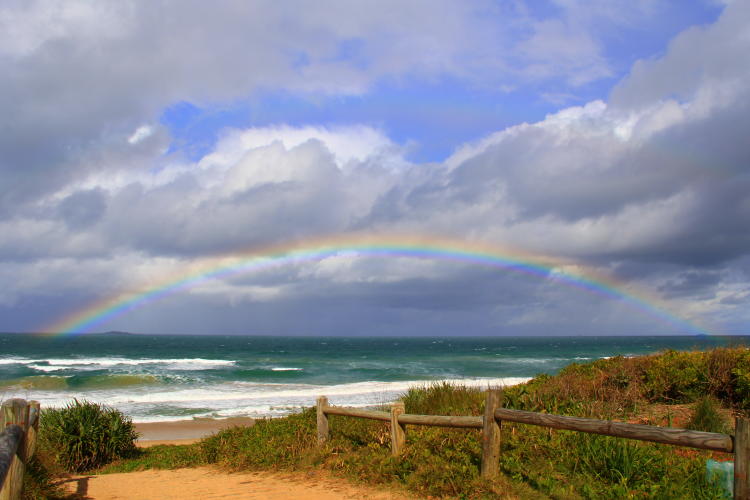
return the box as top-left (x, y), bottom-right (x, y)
top-left (731, 350), bottom-right (750, 409)
top-left (687, 396), bottom-right (729, 434)
top-left (39, 399), bottom-right (138, 472)
top-left (644, 350), bottom-right (707, 402)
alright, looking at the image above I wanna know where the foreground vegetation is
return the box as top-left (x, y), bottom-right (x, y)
top-left (20, 400), bottom-right (138, 499)
top-left (28, 346), bottom-right (750, 499)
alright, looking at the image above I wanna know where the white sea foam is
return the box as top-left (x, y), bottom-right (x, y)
top-left (130, 404), bottom-right (305, 422)
top-left (492, 356), bottom-right (603, 364)
top-left (19, 357), bottom-right (236, 371)
top-left (125, 377), bottom-right (523, 403)
top-left (8, 376), bottom-right (531, 422)
top-left (270, 367), bottom-right (303, 371)
top-left (27, 365), bottom-right (67, 372)
top-left (0, 357), bottom-right (31, 364)
top-left (492, 357), bottom-right (561, 364)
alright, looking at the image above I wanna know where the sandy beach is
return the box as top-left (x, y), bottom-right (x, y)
top-left (134, 417), bottom-right (255, 445)
top-left (59, 467), bottom-right (414, 499)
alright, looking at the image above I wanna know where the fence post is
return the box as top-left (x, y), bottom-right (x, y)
top-left (735, 417), bottom-right (750, 500)
top-left (317, 396), bottom-right (329, 446)
top-left (1, 399), bottom-right (29, 500)
top-left (24, 402), bottom-right (40, 460)
top-left (481, 389), bottom-right (502, 479)
top-left (391, 402), bottom-right (406, 456)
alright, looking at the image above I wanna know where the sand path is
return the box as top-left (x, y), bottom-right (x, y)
top-left (58, 467), bottom-right (413, 500)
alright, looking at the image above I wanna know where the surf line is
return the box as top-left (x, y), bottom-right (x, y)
top-left (39, 233), bottom-right (710, 336)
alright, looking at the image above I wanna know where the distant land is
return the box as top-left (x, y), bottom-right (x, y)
top-left (1, 331), bottom-right (748, 338)
top-left (0, 330), bottom-right (139, 336)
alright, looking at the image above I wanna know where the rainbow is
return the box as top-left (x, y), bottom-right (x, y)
top-left (39, 233), bottom-right (710, 336)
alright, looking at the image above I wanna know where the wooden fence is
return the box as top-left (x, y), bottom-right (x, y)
top-left (317, 390), bottom-right (749, 499)
top-left (0, 399), bottom-right (40, 500)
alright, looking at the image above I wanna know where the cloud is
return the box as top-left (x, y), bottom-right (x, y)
top-left (611, 1), bottom-right (750, 110)
top-left (127, 125), bottom-right (154, 145)
top-left (0, 1), bottom-right (747, 334)
top-left (0, 0), bottom-right (630, 211)
top-left (514, 18), bottom-right (612, 86)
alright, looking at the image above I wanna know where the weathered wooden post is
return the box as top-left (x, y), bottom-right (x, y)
top-left (735, 417), bottom-right (750, 500)
top-left (317, 396), bottom-right (329, 446)
top-left (390, 402), bottom-right (406, 456)
top-left (24, 402), bottom-right (40, 460)
top-left (0, 399), bottom-right (29, 500)
top-left (481, 389), bottom-right (502, 479)
top-left (0, 426), bottom-right (23, 499)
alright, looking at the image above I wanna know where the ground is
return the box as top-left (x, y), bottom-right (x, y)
top-left (58, 467), bottom-right (414, 500)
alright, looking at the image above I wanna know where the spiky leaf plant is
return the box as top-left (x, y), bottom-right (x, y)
top-left (39, 399), bottom-right (138, 472)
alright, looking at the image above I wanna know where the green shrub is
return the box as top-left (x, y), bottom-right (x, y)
top-left (731, 350), bottom-right (750, 409)
top-left (687, 396), bottom-right (729, 434)
top-left (39, 399), bottom-right (138, 472)
top-left (644, 350), bottom-right (708, 402)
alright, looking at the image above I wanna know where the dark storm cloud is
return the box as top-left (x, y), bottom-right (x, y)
top-left (93, 267), bottom-right (657, 337)
top-left (658, 270), bottom-right (724, 300)
top-left (305, 266), bottom-right (544, 312)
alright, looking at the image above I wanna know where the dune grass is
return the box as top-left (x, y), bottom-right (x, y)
top-left (97, 443), bottom-right (205, 474)
top-left (30, 346), bottom-right (750, 498)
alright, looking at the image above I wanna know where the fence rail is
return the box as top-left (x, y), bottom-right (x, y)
top-left (317, 390), bottom-right (749, 499)
top-left (323, 406), bottom-right (391, 421)
top-left (0, 399), bottom-right (40, 500)
top-left (494, 407), bottom-right (734, 453)
top-left (399, 414), bottom-right (482, 428)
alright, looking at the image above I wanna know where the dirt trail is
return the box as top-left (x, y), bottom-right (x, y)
top-left (58, 467), bottom-right (413, 500)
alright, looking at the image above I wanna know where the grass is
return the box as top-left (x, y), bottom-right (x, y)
top-left (402, 381), bottom-right (485, 415)
top-left (21, 456), bottom-right (69, 500)
top-left (97, 443), bottom-right (205, 473)
top-left (29, 346), bottom-right (750, 499)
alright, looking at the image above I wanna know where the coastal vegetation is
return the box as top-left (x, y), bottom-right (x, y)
top-left (39, 399), bottom-right (138, 473)
top-left (26, 346), bottom-right (750, 499)
top-left (20, 400), bottom-right (138, 499)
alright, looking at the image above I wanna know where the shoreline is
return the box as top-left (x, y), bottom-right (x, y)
top-left (134, 416), bottom-right (254, 444)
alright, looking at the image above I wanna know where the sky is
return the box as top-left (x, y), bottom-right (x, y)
top-left (1, 0), bottom-right (748, 336)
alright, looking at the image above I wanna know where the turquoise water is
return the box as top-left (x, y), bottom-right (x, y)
top-left (0, 334), bottom-right (743, 422)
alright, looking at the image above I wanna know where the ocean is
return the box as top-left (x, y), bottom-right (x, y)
top-left (0, 334), bottom-right (742, 422)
